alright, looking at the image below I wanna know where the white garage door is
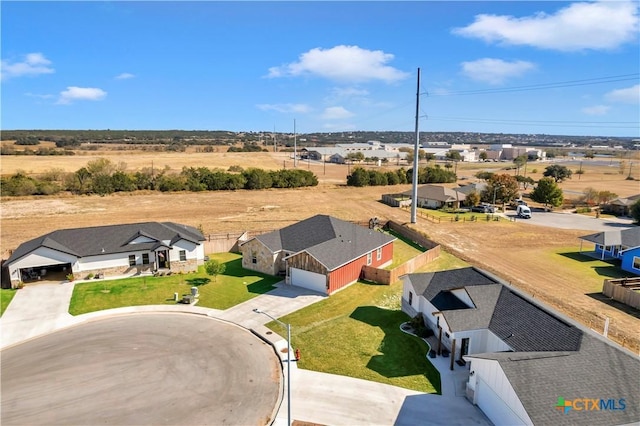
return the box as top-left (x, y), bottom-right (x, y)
top-left (290, 268), bottom-right (326, 294)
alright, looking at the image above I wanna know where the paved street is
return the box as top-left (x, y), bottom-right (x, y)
top-left (504, 209), bottom-right (634, 232)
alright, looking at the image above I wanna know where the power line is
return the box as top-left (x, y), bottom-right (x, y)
top-left (423, 74), bottom-right (639, 97)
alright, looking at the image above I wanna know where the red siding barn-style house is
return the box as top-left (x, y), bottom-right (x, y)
top-left (241, 215), bottom-right (395, 295)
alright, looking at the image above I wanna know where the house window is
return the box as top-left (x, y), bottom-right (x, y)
top-left (251, 252), bottom-right (257, 264)
top-left (409, 291), bottom-right (413, 305)
top-left (179, 250), bottom-right (186, 261)
top-left (376, 247), bottom-right (382, 261)
top-left (142, 253), bottom-right (150, 265)
top-left (633, 256), bottom-right (640, 270)
top-left (367, 252), bottom-right (372, 265)
top-left (605, 246), bottom-right (612, 252)
top-left (129, 255), bottom-right (136, 266)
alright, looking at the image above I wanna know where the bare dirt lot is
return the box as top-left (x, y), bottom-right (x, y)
top-left (2, 151), bottom-right (639, 352)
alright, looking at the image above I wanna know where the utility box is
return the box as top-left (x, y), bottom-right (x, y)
top-left (191, 287), bottom-right (199, 298)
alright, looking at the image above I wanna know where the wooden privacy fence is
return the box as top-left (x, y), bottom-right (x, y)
top-left (361, 220), bottom-right (441, 285)
top-left (602, 277), bottom-right (640, 310)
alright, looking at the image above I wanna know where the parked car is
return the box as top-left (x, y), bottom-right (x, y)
top-left (471, 205), bottom-right (495, 213)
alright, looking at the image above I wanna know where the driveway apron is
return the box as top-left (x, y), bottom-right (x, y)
top-left (1, 282), bottom-right (76, 349)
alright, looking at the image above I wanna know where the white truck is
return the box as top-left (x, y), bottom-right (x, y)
top-left (517, 204), bottom-right (532, 219)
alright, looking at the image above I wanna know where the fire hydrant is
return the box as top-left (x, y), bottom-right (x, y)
top-left (295, 348), bottom-right (301, 361)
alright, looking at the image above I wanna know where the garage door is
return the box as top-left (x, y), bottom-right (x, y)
top-left (290, 268), bottom-right (326, 294)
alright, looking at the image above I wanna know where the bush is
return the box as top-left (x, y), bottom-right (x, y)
top-left (409, 313), bottom-right (434, 338)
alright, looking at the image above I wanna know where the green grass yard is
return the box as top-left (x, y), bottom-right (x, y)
top-left (1, 289), bottom-right (17, 316)
top-left (267, 251), bottom-right (467, 394)
top-left (69, 253), bottom-right (279, 315)
top-left (550, 247), bottom-right (631, 293)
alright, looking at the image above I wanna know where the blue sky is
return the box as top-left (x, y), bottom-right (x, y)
top-left (2, 1), bottom-right (639, 137)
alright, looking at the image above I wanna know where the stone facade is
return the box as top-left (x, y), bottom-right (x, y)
top-left (240, 238), bottom-right (280, 276)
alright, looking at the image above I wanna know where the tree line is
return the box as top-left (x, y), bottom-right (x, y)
top-left (347, 165), bottom-right (457, 187)
top-left (0, 159), bottom-right (318, 196)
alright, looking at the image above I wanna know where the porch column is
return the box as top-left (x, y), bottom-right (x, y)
top-left (450, 339), bottom-right (456, 371)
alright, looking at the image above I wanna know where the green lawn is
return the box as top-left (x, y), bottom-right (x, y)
top-left (267, 254), bottom-right (464, 394)
top-left (69, 253), bottom-right (279, 315)
top-left (385, 229), bottom-right (426, 269)
top-left (1, 289), bottom-right (17, 316)
top-left (549, 247), bottom-right (632, 293)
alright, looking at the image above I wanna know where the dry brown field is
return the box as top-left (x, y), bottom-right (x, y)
top-left (1, 149), bottom-right (639, 352)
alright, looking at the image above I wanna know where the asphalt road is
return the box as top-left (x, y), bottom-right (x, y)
top-left (504, 209), bottom-right (634, 232)
top-left (1, 313), bottom-right (280, 426)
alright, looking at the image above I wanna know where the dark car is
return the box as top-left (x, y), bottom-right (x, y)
top-left (471, 205), bottom-right (495, 213)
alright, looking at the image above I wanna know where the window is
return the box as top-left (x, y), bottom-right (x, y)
top-left (251, 251), bottom-right (257, 264)
top-left (129, 255), bottom-right (136, 266)
top-left (367, 252), bottom-right (372, 265)
top-left (376, 247), bottom-right (382, 261)
top-left (633, 256), bottom-right (640, 271)
top-left (142, 253), bottom-right (150, 265)
top-left (179, 250), bottom-right (186, 261)
top-left (408, 291), bottom-right (413, 305)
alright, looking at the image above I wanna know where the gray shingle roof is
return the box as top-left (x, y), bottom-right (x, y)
top-left (410, 267), bottom-right (640, 426)
top-left (254, 215), bottom-right (395, 270)
top-left (580, 226), bottom-right (640, 248)
top-left (469, 333), bottom-right (640, 426)
top-left (401, 184), bottom-right (467, 203)
top-left (489, 287), bottom-right (583, 352)
top-left (6, 222), bottom-right (204, 264)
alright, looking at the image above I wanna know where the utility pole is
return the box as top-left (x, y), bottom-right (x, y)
top-left (293, 119), bottom-right (297, 168)
top-left (273, 125), bottom-right (277, 153)
top-left (411, 68), bottom-right (421, 224)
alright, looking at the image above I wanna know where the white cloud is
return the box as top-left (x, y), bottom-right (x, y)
top-left (461, 58), bottom-right (535, 85)
top-left (321, 106), bottom-right (354, 120)
top-left (115, 72), bottom-right (135, 80)
top-left (453, 1), bottom-right (639, 51)
top-left (256, 103), bottom-right (312, 114)
top-left (330, 87), bottom-right (370, 99)
top-left (605, 84), bottom-right (639, 104)
top-left (267, 45), bottom-right (409, 83)
top-left (323, 122), bottom-right (357, 131)
top-left (25, 92), bottom-right (54, 99)
top-left (582, 105), bottom-right (611, 115)
top-left (57, 87), bottom-right (107, 104)
top-left (1, 52), bottom-right (54, 80)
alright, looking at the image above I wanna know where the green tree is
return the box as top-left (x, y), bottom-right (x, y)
top-left (530, 177), bottom-right (564, 210)
top-left (479, 151), bottom-right (488, 161)
top-left (204, 259), bottom-right (226, 282)
top-left (515, 175), bottom-right (535, 190)
top-left (543, 165), bottom-right (572, 182)
top-left (630, 199), bottom-right (640, 224)
top-left (346, 167), bottom-right (370, 187)
top-left (597, 190), bottom-right (618, 205)
top-left (243, 168), bottom-right (273, 190)
top-left (513, 155), bottom-right (527, 175)
top-left (446, 151), bottom-right (462, 161)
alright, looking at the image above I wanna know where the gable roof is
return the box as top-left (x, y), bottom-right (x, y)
top-left (580, 226), bottom-right (640, 248)
top-left (402, 184), bottom-right (466, 203)
top-left (468, 332), bottom-right (640, 426)
top-left (408, 267), bottom-right (640, 425)
top-left (6, 222), bottom-right (204, 264)
top-left (251, 215), bottom-right (395, 270)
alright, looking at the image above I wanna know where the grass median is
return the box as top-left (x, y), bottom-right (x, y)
top-left (69, 253), bottom-right (279, 315)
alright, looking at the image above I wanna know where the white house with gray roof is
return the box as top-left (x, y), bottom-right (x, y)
top-left (402, 267), bottom-right (640, 426)
top-left (3, 222), bottom-right (205, 288)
